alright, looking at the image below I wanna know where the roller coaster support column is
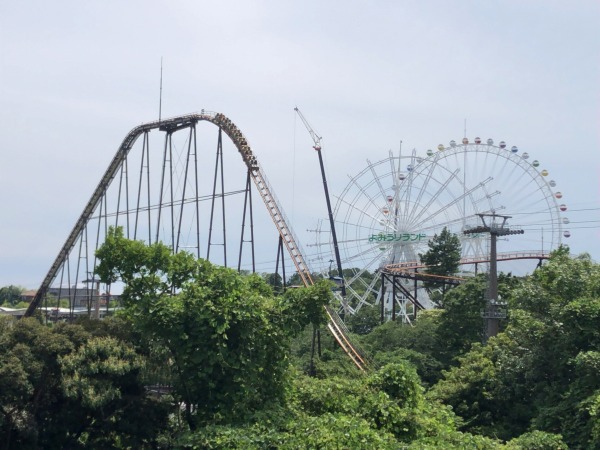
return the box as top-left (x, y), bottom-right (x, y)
top-left (464, 213), bottom-right (523, 340)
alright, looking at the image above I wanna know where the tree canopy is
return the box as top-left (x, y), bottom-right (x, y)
top-left (0, 285), bottom-right (24, 307)
top-left (0, 316), bottom-right (167, 449)
top-left (3, 239), bottom-right (597, 448)
top-left (430, 247), bottom-right (600, 448)
top-left (419, 227), bottom-right (462, 295)
top-left (95, 226), bottom-right (332, 428)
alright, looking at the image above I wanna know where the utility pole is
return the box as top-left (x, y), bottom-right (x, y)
top-left (294, 107), bottom-right (347, 303)
top-left (464, 213), bottom-right (523, 340)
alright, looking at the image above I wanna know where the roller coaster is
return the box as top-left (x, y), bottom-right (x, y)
top-left (24, 112), bottom-right (370, 371)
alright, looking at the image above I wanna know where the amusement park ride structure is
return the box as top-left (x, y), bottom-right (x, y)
top-left (23, 112), bottom-right (568, 371)
top-left (310, 137), bottom-right (568, 324)
top-left (24, 111), bottom-right (370, 371)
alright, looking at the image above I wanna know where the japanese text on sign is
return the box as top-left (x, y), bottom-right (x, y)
top-left (368, 233), bottom-right (427, 242)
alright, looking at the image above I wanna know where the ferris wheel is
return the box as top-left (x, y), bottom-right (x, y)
top-left (309, 137), bottom-right (568, 315)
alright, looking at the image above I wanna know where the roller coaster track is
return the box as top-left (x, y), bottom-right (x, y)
top-left (384, 250), bottom-right (551, 273)
top-left (375, 252), bottom-right (541, 343)
top-left (24, 112), bottom-right (370, 371)
top-left (380, 251), bottom-right (552, 313)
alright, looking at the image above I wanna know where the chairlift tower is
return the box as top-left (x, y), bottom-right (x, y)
top-left (464, 213), bottom-right (524, 340)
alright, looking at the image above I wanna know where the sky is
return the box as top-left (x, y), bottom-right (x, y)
top-left (1, 0), bottom-right (599, 289)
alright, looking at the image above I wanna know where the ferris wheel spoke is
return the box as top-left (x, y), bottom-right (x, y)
top-left (405, 168), bottom-right (461, 225)
top-left (418, 214), bottom-right (480, 234)
top-left (342, 242), bottom-right (388, 268)
top-left (346, 268), bottom-right (379, 297)
top-left (493, 153), bottom-right (515, 190)
top-left (403, 155), bottom-right (443, 224)
top-left (412, 179), bottom-right (492, 230)
top-left (399, 161), bottom-right (418, 224)
top-left (368, 158), bottom-right (391, 205)
top-left (346, 168), bottom-right (386, 215)
top-left (336, 220), bottom-right (380, 233)
top-left (345, 250), bottom-right (384, 285)
top-left (335, 235), bottom-right (380, 253)
top-left (403, 150), bottom-right (420, 210)
top-left (474, 188), bottom-right (500, 208)
top-left (346, 280), bottom-right (377, 310)
top-left (334, 194), bottom-right (397, 232)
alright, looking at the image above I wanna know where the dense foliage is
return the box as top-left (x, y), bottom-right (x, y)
top-left (0, 316), bottom-right (168, 449)
top-left (0, 285), bottom-right (24, 307)
top-left (430, 248), bottom-right (600, 448)
top-left (2, 241), bottom-right (598, 448)
top-left (95, 227), bottom-right (330, 430)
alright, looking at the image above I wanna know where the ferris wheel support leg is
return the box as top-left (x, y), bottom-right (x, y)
top-left (380, 279), bottom-right (385, 324)
top-left (392, 275), bottom-right (396, 321)
top-left (414, 270), bottom-right (418, 319)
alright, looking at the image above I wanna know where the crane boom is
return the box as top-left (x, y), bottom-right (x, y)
top-left (294, 107), bottom-right (322, 150)
top-left (294, 107), bottom-right (347, 300)
top-left (293, 107), bottom-right (372, 370)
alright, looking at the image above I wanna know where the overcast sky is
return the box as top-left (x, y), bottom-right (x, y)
top-left (1, 0), bottom-right (598, 288)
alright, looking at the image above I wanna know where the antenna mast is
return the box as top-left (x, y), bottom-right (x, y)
top-left (159, 57), bottom-right (163, 122)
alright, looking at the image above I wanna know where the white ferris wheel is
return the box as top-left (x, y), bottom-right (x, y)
top-left (309, 137), bottom-right (568, 317)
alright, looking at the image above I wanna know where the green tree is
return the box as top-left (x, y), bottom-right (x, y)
top-left (264, 272), bottom-right (283, 292)
top-left (429, 248), bottom-right (600, 448)
top-left (362, 310), bottom-right (445, 386)
top-left (288, 362), bottom-right (500, 447)
top-left (0, 285), bottom-right (24, 307)
top-left (504, 431), bottom-right (568, 449)
top-left (0, 317), bottom-right (166, 449)
top-left (346, 305), bottom-right (381, 335)
top-left (435, 274), bottom-right (487, 362)
top-left (419, 227), bottom-right (461, 296)
top-left (176, 412), bottom-right (400, 449)
top-left (95, 227), bottom-right (331, 429)
top-left (428, 333), bottom-right (535, 440)
top-left (59, 335), bottom-right (167, 448)
top-left (508, 248), bottom-right (600, 448)
top-left (286, 271), bottom-right (323, 287)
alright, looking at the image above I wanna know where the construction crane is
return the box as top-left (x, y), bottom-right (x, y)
top-left (294, 107), bottom-right (347, 303)
top-left (294, 107), bottom-right (322, 151)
